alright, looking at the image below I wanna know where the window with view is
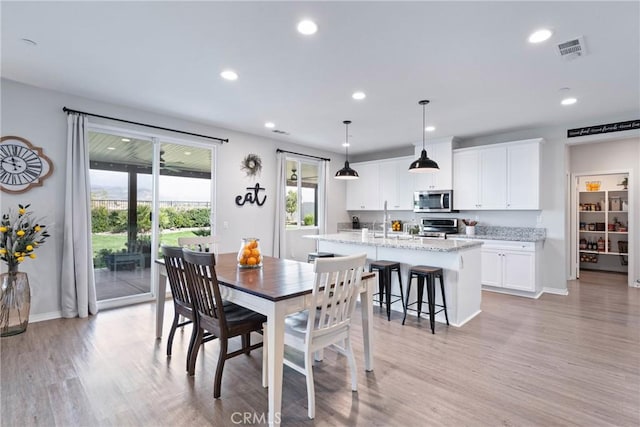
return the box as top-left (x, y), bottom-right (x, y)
top-left (285, 158), bottom-right (319, 228)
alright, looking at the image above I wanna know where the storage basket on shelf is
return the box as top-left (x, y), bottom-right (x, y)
top-left (618, 241), bottom-right (628, 266)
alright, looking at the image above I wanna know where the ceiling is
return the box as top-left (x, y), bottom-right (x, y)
top-left (2, 1), bottom-right (639, 155)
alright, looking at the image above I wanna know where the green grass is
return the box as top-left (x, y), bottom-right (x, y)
top-left (91, 229), bottom-right (199, 256)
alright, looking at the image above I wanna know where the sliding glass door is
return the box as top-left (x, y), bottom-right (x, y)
top-left (88, 129), bottom-right (215, 306)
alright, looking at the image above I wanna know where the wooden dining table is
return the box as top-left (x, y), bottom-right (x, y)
top-left (154, 252), bottom-right (376, 426)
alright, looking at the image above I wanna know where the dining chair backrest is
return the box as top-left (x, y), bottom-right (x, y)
top-left (308, 253), bottom-right (367, 339)
top-left (178, 236), bottom-right (217, 253)
top-left (182, 248), bottom-right (226, 337)
top-left (161, 245), bottom-right (191, 309)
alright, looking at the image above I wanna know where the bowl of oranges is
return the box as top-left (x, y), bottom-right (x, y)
top-left (237, 238), bottom-right (262, 268)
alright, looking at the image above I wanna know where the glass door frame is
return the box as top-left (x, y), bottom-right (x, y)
top-left (88, 123), bottom-right (217, 309)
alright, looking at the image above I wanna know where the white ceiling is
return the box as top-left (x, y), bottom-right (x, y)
top-left (2, 1), bottom-right (639, 155)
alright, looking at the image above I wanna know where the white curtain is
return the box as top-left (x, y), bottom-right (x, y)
top-left (272, 151), bottom-right (287, 258)
top-left (60, 113), bottom-right (98, 318)
top-left (318, 159), bottom-right (329, 235)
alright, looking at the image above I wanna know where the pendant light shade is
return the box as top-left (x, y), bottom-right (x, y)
top-left (335, 120), bottom-right (359, 180)
top-left (409, 100), bottom-right (439, 173)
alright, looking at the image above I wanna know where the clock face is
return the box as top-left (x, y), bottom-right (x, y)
top-left (0, 136), bottom-right (53, 194)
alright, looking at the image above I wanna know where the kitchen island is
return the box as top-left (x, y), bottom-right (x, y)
top-left (305, 233), bottom-right (484, 327)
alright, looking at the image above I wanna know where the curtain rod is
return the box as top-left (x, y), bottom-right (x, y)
top-left (276, 149), bottom-right (330, 162)
top-left (62, 107), bottom-right (229, 143)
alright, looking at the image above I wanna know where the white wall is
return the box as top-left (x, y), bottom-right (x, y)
top-left (0, 79), bottom-right (350, 319)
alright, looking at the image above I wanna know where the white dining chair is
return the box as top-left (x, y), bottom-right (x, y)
top-left (263, 252), bottom-right (367, 419)
top-left (177, 236), bottom-right (217, 253)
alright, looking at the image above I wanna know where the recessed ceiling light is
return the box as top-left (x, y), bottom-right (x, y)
top-left (342, 142), bottom-right (350, 147)
top-left (561, 97), bottom-right (577, 106)
top-left (425, 126), bottom-right (436, 132)
top-left (107, 147), bottom-right (116, 150)
top-left (297, 20), bottom-right (318, 35)
top-left (352, 91), bottom-right (366, 100)
top-left (20, 38), bottom-right (37, 47)
top-left (184, 151), bottom-right (191, 155)
top-left (264, 122), bottom-right (275, 128)
top-left (220, 70), bottom-right (238, 81)
top-left (528, 29), bottom-right (553, 43)
top-left (121, 138), bottom-right (131, 142)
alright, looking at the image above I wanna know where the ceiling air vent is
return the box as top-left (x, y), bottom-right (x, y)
top-left (557, 36), bottom-right (587, 60)
top-left (272, 129), bottom-right (290, 135)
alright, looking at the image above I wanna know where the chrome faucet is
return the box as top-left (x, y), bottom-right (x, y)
top-left (383, 200), bottom-right (389, 238)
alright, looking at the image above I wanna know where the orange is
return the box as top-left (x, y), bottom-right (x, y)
top-left (239, 257), bottom-right (247, 265)
top-left (243, 248), bottom-right (252, 258)
top-left (249, 240), bottom-right (258, 249)
top-left (251, 248), bottom-right (260, 257)
top-left (247, 257), bottom-right (257, 265)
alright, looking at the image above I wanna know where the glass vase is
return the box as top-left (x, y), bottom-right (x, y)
top-left (0, 271), bottom-right (31, 337)
top-left (237, 238), bottom-right (262, 269)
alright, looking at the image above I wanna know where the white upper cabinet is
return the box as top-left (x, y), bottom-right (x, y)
top-left (452, 149), bottom-right (480, 210)
top-left (345, 162), bottom-right (380, 210)
top-left (506, 142), bottom-right (540, 209)
top-left (412, 138), bottom-right (453, 191)
top-left (453, 138), bottom-right (542, 210)
top-left (379, 156), bottom-right (414, 210)
top-left (346, 156), bottom-right (415, 211)
top-left (479, 145), bottom-right (508, 209)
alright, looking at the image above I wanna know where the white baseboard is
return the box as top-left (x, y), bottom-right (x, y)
top-left (453, 309), bottom-right (482, 327)
top-left (482, 286), bottom-right (543, 299)
top-left (30, 311), bottom-right (63, 323)
top-left (543, 287), bottom-right (569, 296)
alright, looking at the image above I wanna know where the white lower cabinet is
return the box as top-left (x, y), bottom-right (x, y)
top-left (480, 240), bottom-right (539, 293)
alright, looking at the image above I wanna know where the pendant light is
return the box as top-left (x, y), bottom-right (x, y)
top-left (409, 100), bottom-right (439, 173)
top-left (335, 120), bottom-right (359, 180)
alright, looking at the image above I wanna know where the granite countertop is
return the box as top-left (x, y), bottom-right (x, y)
top-left (306, 233), bottom-right (483, 253)
top-left (449, 226), bottom-right (546, 242)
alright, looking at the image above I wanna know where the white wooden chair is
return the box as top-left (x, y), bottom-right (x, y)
top-left (177, 236), bottom-right (217, 253)
top-left (263, 253), bottom-right (367, 419)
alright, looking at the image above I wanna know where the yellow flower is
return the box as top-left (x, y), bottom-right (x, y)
top-left (34, 225), bottom-right (41, 231)
top-left (26, 245), bottom-right (33, 251)
top-left (18, 208), bottom-right (25, 215)
top-left (29, 254), bottom-right (36, 259)
top-left (0, 248), bottom-right (6, 255)
top-left (17, 256), bottom-right (25, 262)
top-left (33, 242), bottom-right (39, 246)
top-left (0, 226), bottom-right (7, 233)
top-left (14, 252), bottom-right (20, 258)
top-left (16, 230), bottom-right (25, 237)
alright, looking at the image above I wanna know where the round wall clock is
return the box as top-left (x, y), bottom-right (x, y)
top-left (0, 136), bottom-right (54, 194)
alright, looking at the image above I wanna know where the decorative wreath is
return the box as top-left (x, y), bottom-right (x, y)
top-left (240, 153), bottom-right (262, 177)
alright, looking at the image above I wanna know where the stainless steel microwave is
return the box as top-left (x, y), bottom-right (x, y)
top-left (413, 190), bottom-right (453, 212)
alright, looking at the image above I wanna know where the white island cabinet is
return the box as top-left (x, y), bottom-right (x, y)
top-left (306, 234), bottom-right (484, 327)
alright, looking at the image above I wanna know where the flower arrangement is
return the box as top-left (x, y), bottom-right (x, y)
top-left (0, 204), bottom-right (49, 273)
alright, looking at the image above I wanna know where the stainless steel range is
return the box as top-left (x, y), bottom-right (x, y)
top-left (419, 218), bottom-right (459, 239)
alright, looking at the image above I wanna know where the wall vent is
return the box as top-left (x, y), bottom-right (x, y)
top-left (557, 36), bottom-right (587, 60)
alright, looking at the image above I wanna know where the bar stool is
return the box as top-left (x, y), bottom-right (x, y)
top-left (369, 260), bottom-right (405, 321)
top-left (403, 265), bottom-right (449, 334)
top-left (307, 252), bottom-right (334, 263)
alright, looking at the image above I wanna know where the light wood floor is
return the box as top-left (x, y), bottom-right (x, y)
top-left (2, 271), bottom-right (639, 426)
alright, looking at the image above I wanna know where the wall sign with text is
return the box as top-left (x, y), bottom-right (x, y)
top-left (236, 183), bottom-right (266, 206)
top-left (567, 119), bottom-right (640, 138)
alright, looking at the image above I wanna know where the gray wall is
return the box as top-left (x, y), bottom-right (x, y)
top-left (0, 79), bottom-right (350, 319)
